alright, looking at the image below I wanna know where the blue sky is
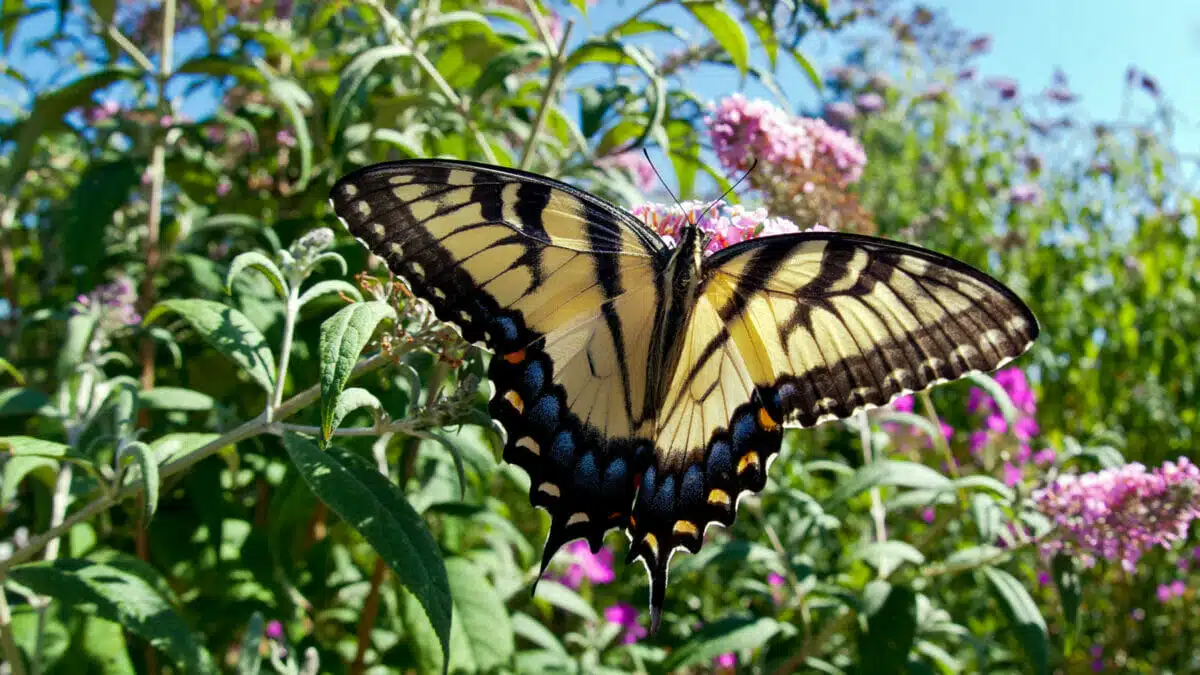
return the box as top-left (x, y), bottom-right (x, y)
top-left (5, 1), bottom-right (1200, 154)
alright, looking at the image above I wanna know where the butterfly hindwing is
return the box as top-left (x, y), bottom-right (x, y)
top-left (330, 160), bottom-right (667, 568)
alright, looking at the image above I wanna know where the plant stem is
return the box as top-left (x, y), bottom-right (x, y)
top-left (349, 558), bottom-right (387, 675)
top-left (138, 0), bottom-right (177, 392)
top-left (0, 587), bottom-right (27, 675)
top-left (921, 537), bottom-right (1039, 578)
top-left (42, 467), bottom-right (74, 562)
top-left (518, 18), bottom-right (574, 171)
top-left (857, 411), bottom-right (887, 544)
top-left (0, 353), bottom-right (390, 575)
top-left (271, 288), bottom-right (300, 415)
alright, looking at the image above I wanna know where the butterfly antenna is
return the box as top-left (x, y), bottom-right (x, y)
top-left (643, 148), bottom-right (685, 211)
top-left (695, 157), bottom-right (758, 226)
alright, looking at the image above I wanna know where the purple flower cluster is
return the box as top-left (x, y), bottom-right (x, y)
top-left (1156, 579), bottom-right (1187, 603)
top-left (596, 151), bottom-right (658, 192)
top-left (707, 94), bottom-right (867, 187)
top-left (74, 277), bottom-right (141, 328)
top-left (1033, 458), bottom-right (1200, 572)
top-left (967, 368), bottom-right (1048, 485)
top-left (632, 200), bottom-right (812, 255)
top-left (886, 394), bottom-right (953, 449)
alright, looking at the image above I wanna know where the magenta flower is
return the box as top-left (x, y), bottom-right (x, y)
top-left (883, 395), bottom-right (953, 449)
top-left (1002, 462), bottom-right (1023, 487)
top-left (1034, 448), bottom-right (1056, 466)
top-left (714, 652), bottom-right (737, 669)
top-left (276, 129), bottom-right (297, 147)
top-left (558, 541), bottom-right (614, 588)
top-left (596, 151), bottom-right (657, 192)
top-left (767, 572), bottom-right (785, 587)
top-left (1036, 571), bottom-right (1051, 586)
top-left (921, 507), bottom-right (936, 524)
top-left (265, 620), bottom-right (284, 640)
top-left (1156, 584), bottom-right (1172, 603)
top-left (632, 200), bottom-right (802, 255)
top-left (73, 276), bottom-right (141, 328)
top-left (1171, 579), bottom-right (1187, 596)
top-left (1034, 458), bottom-right (1200, 572)
top-left (604, 603), bottom-right (648, 644)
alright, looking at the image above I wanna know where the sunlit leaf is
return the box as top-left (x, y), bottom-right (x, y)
top-left (145, 299), bottom-right (276, 393)
top-left (318, 301), bottom-right (394, 443)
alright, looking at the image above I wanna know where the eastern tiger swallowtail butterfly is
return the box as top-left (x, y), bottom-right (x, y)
top-left (330, 159), bottom-right (1038, 631)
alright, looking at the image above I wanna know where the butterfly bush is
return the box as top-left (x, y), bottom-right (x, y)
top-left (706, 94), bottom-right (872, 231)
top-left (631, 200), bottom-right (818, 254)
top-left (1033, 458), bottom-right (1200, 572)
top-left (966, 368), bottom-right (1049, 485)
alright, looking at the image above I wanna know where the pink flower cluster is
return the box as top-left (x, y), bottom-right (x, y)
top-left (886, 394), bottom-right (954, 448)
top-left (632, 200), bottom-right (812, 255)
top-left (596, 151), bottom-right (657, 192)
top-left (1033, 458), bottom-right (1200, 572)
top-left (707, 94), bottom-right (868, 187)
top-left (967, 368), bottom-right (1050, 485)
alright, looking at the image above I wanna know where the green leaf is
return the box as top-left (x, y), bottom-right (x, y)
top-left (445, 557), bottom-right (514, 673)
top-left (421, 429), bottom-right (469, 500)
top-left (176, 55), bottom-right (264, 84)
top-left (9, 559), bottom-right (217, 674)
top-left (326, 387), bottom-right (383, 436)
top-left (1052, 553), bottom-right (1082, 627)
top-left (149, 433), bottom-right (221, 465)
top-left (983, 566), bottom-right (1049, 675)
top-left (0, 356), bottom-right (23, 384)
top-left (684, 2), bottom-right (750, 75)
top-left (0, 436), bottom-right (71, 459)
top-left (534, 579), bottom-right (599, 622)
top-left (941, 545), bottom-right (1005, 570)
top-left (138, 387), bottom-right (216, 412)
top-left (1, 454), bottom-right (58, 507)
top-left (118, 441), bottom-right (159, 523)
top-left (298, 279), bottom-right (362, 309)
top-left (318, 301), bottom-right (395, 443)
top-left (62, 159), bottom-right (140, 278)
top-left (859, 581), bottom-right (917, 675)
top-left (226, 251), bottom-right (287, 298)
top-left (473, 43), bottom-right (548, 96)
top-left (282, 434), bottom-right (451, 670)
top-left (238, 612), bottom-right (265, 675)
top-left (747, 13), bottom-right (777, 69)
top-left (824, 460), bottom-right (950, 509)
top-left (663, 616), bottom-right (781, 670)
top-left (788, 46), bottom-right (823, 92)
top-left (267, 76), bottom-right (313, 190)
top-left (0, 387), bottom-right (52, 416)
top-left (58, 313), bottom-right (96, 380)
top-left (853, 541), bottom-right (925, 577)
top-left (329, 44), bottom-right (411, 138)
top-left (145, 299), bottom-right (277, 393)
top-left (77, 615), bottom-right (137, 675)
top-left (511, 612), bottom-right (565, 654)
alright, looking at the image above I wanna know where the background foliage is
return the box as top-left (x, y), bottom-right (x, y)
top-left (1, 0), bottom-right (1198, 673)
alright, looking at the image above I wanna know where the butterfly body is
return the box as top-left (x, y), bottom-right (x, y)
top-left (331, 159), bottom-right (1038, 632)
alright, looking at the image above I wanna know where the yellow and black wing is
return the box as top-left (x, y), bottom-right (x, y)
top-left (330, 160), bottom-right (668, 571)
top-left (623, 232), bottom-right (1037, 627)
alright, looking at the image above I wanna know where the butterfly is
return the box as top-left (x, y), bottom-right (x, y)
top-left (330, 159), bottom-right (1038, 631)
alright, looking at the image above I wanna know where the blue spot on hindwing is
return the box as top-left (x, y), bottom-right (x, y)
top-left (732, 413), bottom-right (756, 447)
top-left (603, 457), bottom-right (629, 495)
top-left (529, 395), bottom-right (560, 432)
top-left (550, 431), bottom-right (575, 470)
top-left (523, 361), bottom-right (545, 397)
top-left (636, 465), bottom-right (657, 511)
top-left (493, 315), bottom-right (519, 343)
top-left (574, 452), bottom-right (600, 495)
top-left (707, 440), bottom-right (732, 481)
top-left (650, 474), bottom-right (676, 516)
top-left (680, 465), bottom-right (704, 509)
